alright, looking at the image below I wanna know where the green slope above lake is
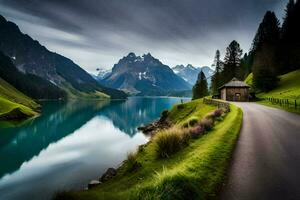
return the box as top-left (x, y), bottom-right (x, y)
top-left (0, 78), bottom-right (40, 121)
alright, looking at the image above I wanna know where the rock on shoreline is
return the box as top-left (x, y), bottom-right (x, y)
top-left (100, 168), bottom-right (117, 182)
top-left (138, 110), bottom-right (170, 135)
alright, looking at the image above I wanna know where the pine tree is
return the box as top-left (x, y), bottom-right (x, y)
top-left (281, 0), bottom-right (295, 40)
top-left (221, 40), bottom-right (243, 83)
top-left (211, 50), bottom-right (223, 95)
top-left (192, 71), bottom-right (208, 100)
top-left (252, 11), bottom-right (280, 91)
top-left (251, 11), bottom-right (280, 53)
top-left (239, 53), bottom-right (252, 79)
top-left (281, 0), bottom-right (300, 71)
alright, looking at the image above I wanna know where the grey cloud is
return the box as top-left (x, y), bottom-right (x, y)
top-left (0, 0), bottom-right (287, 72)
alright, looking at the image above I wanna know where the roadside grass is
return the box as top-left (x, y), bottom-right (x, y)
top-left (257, 70), bottom-right (300, 100)
top-left (167, 99), bottom-right (216, 125)
top-left (54, 100), bottom-right (243, 200)
top-left (256, 100), bottom-right (300, 114)
top-left (0, 78), bottom-right (39, 121)
top-left (255, 70), bottom-right (300, 114)
top-left (244, 70), bottom-right (300, 114)
top-left (153, 126), bottom-right (190, 159)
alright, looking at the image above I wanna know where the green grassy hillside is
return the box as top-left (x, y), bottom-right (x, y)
top-left (245, 70), bottom-right (300, 113)
top-left (0, 78), bottom-right (39, 121)
top-left (54, 99), bottom-right (242, 200)
top-left (245, 70), bottom-right (300, 100)
top-left (244, 73), bottom-right (253, 88)
top-left (167, 99), bottom-right (215, 124)
top-left (62, 82), bottom-right (110, 100)
top-left (258, 70), bottom-right (300, 100)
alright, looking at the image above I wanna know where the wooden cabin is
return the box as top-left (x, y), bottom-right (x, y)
top-left (219, 77), bottom-right (250, 102)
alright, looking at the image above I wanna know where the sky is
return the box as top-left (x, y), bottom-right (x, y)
top-left (0, 0), bottom-right (287, 74)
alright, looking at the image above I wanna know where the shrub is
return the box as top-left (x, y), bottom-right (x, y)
top-left (126, 151), bottom-right (141, 172)
top-left (188, 117), bottom-right (198, 127)
top-left (200, 118), bottom-right (214, 131)
top-left (206, 112), bottom-right (215, 119)
top-left (138, 144), bottom-right (146, 153)
top-left (189, 124), bottom-right (205, 138)
top-left (181, 129), bottom-right (191, 145)
top-left (127, 151), bottom-right (137, 163)
top-left (206, 109), bottom-right (224, 120)
top-left (213, 109), bottom-right (224, 118)
top-left (153, 127), bottom-right (188, 158)
top-left (177, 104), bottom-right (184, 109)
top-left (161, 110), bottom-right (169, 119)
top-left (182, 122), bottom-right (189, 128)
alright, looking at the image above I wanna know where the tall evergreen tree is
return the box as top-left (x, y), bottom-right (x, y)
top-left (192, 71), bottom-right (208, 100)
top-left (281, 0), bottom-right (295, 40)
top-left (221, 40), bottom-right (243, 83)
top-left (281, 0), bottom-right (300, 71)
top-left (211, 50), bottom-right (223, 95)
top-left (240, 53), bottom-right (253, 79)
top-left (251, 11), bottom-right (280, 53)
top-left (252, 11), bottom-right (280, 91)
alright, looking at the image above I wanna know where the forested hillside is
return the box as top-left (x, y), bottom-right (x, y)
top-left (210, 0), bottom-right (300, 94)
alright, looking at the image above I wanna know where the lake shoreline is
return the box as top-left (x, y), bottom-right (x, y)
top-left (0, 97), bottom-right (185, 200)
top-left (53, 99), bottom-right (243, 200)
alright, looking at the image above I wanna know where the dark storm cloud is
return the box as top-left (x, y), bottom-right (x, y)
top-left (0, 0), bottom-right (287, 72)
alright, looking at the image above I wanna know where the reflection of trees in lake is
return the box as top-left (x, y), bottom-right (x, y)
top-left (100, 97), bottom-right (181, 136)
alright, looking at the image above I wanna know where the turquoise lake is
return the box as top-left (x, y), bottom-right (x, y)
top-left (0, 97), bottom-right (189, 200)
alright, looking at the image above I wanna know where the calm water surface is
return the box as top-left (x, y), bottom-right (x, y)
top-left (0, 97), bottom-right (188, 200)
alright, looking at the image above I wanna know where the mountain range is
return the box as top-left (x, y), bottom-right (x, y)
top-left (172, 64), bottom-right (214, 86)
top-left (0, 15), bottom-right (127, 100)
top-left (96, 53), bottom-right (192, 96)
top-left (92, 69), bottom-right (112, 82)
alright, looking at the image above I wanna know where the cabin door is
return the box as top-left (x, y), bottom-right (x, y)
top-left (235, 93), bottom-right (241, 101)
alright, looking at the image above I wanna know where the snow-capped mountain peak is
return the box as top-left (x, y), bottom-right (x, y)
top-left (172, 64), bottom-right (214, 86)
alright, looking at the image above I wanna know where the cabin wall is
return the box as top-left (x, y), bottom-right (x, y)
top-left (221, 88), bottom-right (226, 100)
top-left (225, 88), bottom-right (249, 101)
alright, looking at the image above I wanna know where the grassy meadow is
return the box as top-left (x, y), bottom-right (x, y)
top-left (0, 78), bottom-right (39, 121)
top-left (246, 70), bottom-right (300, 114)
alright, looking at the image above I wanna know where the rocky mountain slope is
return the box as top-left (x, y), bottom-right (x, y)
top-left (0, 15), bottom-right (126, 99)
top-left (93, 69), bottom-right (112, 82)
top-left (99, 53), bottom-right (192, 96)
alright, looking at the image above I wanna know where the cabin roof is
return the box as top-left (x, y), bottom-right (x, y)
top-left (218, 77), bottom-right (250, 90)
